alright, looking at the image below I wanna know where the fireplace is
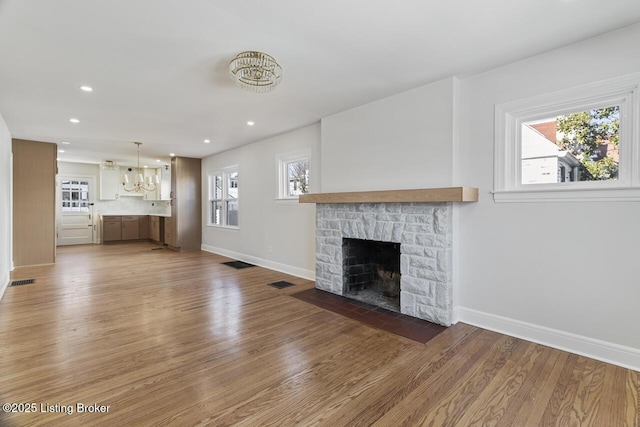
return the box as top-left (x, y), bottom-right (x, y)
top-left (343, 238), bottom-right (401, 312)
top-left (301, 187), bottom-right (478, 326)
top-left (314, 202), bottom-right (454, 326)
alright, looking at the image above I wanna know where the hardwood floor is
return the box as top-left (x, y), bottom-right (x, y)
top-left (1, 243), bottom-right (637, 426)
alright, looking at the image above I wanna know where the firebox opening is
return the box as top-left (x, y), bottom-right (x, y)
top-left (342, 238), bottom-right (400, 312)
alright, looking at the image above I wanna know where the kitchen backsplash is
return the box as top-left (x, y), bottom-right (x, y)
top-left (95, 196), bottom-right (171, 216)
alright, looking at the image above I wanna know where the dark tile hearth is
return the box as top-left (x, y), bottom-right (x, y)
top-left (291, 288), bottom-right (446, 344)
top-left (222, 260), bottom-right (255, 269)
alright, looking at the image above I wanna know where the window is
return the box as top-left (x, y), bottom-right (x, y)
top-left (494, 72), bottom-right (640, 202)
top-left (208, 168), bottom-right (238, 227)
top-left (277, 150), bottom-right (310, 199)
top-left (61, 180), bottom-right (90, 212)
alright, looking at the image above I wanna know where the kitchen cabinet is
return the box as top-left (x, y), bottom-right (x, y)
top-left (99, 167), bottom-right (120, 200)
top-left (164, 217), bottom-right (173, 246)
top-left (169, 156), bottom-right (201, 251)
top-left (103, 216), bottom-right (123, 241)
top-left (138, 215), bottom-right (149, 239)
top-left (159, 165), bottom-right (171, 201)
top-left (121, 216), bottom-right (139, 240)
top-left (102, 215), bottom-right (167, 243)
top-left (149, 216), bottom-right (162, 242)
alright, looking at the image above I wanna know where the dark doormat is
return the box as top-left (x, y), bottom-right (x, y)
top-left (222, 260), bottom-right (255, 269)
top-left (268, 281), bottom-right (296, 289)
top-left (290, 288), bottom-right (446, 344)
top-left (10, 279), bottom-right (35, 286)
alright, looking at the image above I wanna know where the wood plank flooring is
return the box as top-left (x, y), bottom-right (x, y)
top-left (1, 243), bottom-right (637, 426)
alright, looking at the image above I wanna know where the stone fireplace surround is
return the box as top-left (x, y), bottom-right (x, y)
top-left (315, 202), bottom-right (454, 326)
top-left (301, 187), bottom-right (478, 327)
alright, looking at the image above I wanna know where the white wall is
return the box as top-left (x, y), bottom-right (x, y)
top-left (314, 26), bottom-right (640, 369)
top-left (455, 24), bottom-right (640, 370)
top-left (321, 77), bottom-right (456, 192)
top-left (201, 124), bottom-right (320, 279)
top-left (0, 113), bottom-right (12, 299)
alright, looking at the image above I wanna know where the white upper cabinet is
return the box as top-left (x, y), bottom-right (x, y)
top-left (99, 167), bottom-right (120, 200)
top-left (159, 165), bottom-right (171, 201)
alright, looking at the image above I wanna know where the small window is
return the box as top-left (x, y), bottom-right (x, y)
top-left (61, 180), bottom-right (90, 212)
top-left (494, 72), bottom-right (640, 202)
top-left (208, 167), bottom-right (238, 228)
top-left (521, 106), bottom-right (619, 186)
top-left (277, 150), bottom-right (310, 199)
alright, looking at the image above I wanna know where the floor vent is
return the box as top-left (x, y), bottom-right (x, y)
top-left (268, 281), bottom-right (296, 289)
top-left (222, 261), bottom-right (255, 269)
top-left (10, 279), bottom-right (35, 286)
top-left (151, 247), bottom-right (163, 251)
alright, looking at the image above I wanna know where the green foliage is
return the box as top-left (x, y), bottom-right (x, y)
top-left (582, 155), bottom-right (618, 181)
top-left (556, 106), bottom-right (619, 181)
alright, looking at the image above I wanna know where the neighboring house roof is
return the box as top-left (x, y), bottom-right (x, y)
top-left (521, 124), bottom-right (580, 165)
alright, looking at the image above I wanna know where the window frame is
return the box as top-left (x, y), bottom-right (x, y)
top-left (494, 72), bottom-right (640, 202)
top-left (61, 179), bottom-right (91, 212)
top-left (207, 166), bottom-right (239, 229)
top-left (276, 149), bottom-right (311, 200)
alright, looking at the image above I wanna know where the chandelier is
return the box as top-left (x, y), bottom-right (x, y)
top-left (121, 142), bottom-right (158, 193)
top-left (228, 51), bottom-right (282, 93)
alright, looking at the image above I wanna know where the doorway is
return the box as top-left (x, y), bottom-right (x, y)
top-left (57, 176), bottom-right (95, 246)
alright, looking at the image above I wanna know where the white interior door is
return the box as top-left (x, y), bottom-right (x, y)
top-left (57, 176), bottom-right (94, 246)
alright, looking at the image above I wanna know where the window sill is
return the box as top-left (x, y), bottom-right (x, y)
top-left (493, 186), bottom-right (640, 202)
top-left (207, 224), bottom-right (240, 230)
top-left (275, 196), bottom-right (301, 204)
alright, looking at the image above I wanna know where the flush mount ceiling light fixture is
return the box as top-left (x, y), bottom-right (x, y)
top-left (228, 51), bottom-right (282, 93)
top-left (122, 142), bottom-right (158, 193)
top-left (101, 160), bottom-right (118, 170)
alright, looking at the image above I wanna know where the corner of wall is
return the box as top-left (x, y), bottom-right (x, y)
top-left (0, 112), bottom-right (12, 301)
top-left (0, 272), bottom-right (8, 301)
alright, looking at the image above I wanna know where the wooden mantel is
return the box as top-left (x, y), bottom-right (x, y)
top-left (298, 187), bottom-right (478, 204)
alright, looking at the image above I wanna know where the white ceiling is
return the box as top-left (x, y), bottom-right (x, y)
top-left (1, 0), bottom-right (639, 167)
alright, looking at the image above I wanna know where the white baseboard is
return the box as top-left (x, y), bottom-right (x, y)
top-left (0, 270), bottom-right (9, 301)
top-left (457, 307), bottom-right (640, 372)
top-left (201, 244), bottom-right (315, 281)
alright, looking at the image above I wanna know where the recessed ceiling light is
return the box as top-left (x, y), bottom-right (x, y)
top-left (58, 149), bottom-right (65, 153)
top-left (204, 139), bottom-right (210, 144)
top-left (170, 153), bottom-right (175, 156)
top-left (60, 141), bottom-right (71, 145)
top-left (80, 85), bottom-right (93, 92)
top-left (156, 159), bottom-right (161, 162)
top-left (143, 165), bottom-right (148, 168)
top-left (247, 121), bottom-right (255, 126)
top-left (69, 118), bottom-right (80, 124)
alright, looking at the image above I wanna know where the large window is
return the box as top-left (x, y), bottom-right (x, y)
top-left (208, 168), bottom-right (238, 227)
top-left (494, 72), bottom-right (640, 202)
top-left (277, 150), bottom-right (310, 199)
